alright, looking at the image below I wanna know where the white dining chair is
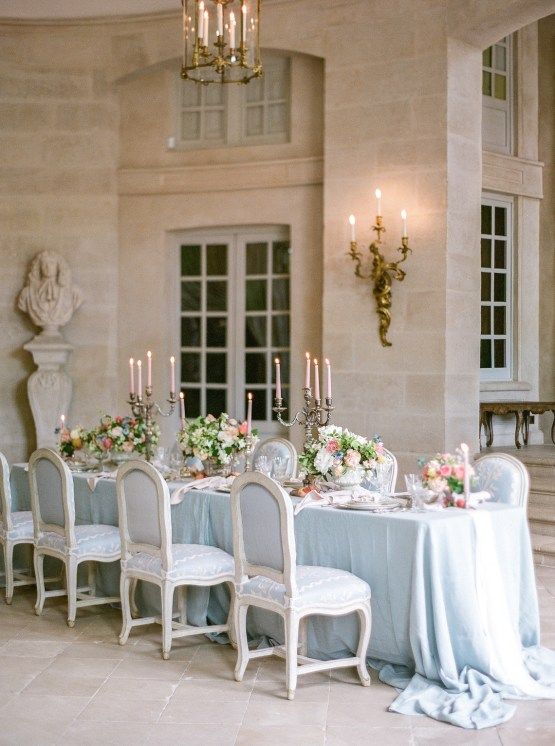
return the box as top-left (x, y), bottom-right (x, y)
top-left (253, 437), bottom-right (298, 480)
top-left (0, 452), bottom-right (35, 605)
top-left (116, 460), bottom-right (236, 660)
top-left (360, 447), bottom-right (398, 494)
top-left (474, 452), bottom-right (530, 509)
top-left (231, 471), bottom-right (372, 700)
top-left (29, 448), bottom-right (121, 626)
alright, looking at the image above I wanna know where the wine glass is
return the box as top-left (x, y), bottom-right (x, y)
top-left (405, 474), bottom-right (425, 511)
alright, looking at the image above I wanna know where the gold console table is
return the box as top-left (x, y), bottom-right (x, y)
top-left (480, 401), bottom-right (555, 449)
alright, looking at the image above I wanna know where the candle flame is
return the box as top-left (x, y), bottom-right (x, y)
top-left (274, 357), bottom-right (280, 364)
top-left (170, 356), bottom-right (175, 364)
top-left (247, 392), bottom-right (253, 400)
top-left (348, 214), bottom-right (356, 226)
top-left (129, 357), bottom-right (134, 365)
top-left (179, 391), bottom-right (184, 400)
top-left (325, 358), bottom-right (330, 365)
top-left (230, 11), bottom-right (235, 23)
top-left (147, 350), bottom-right (152, 359)
top-left (305, 351), bottom-right (310, 360)
top-left (401, 209), bottom-right (407, 220)
top-left (313, 358), bottom-right (318, 366)
top-left (137, 360), bottom-right (142, 368)
top-left (375, 188), bottom-right (382, 199)
top-left (61, 414), bottom-right (65, 422)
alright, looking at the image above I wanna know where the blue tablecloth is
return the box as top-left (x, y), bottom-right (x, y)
top-left (8, 465), bottom-right (555, 729)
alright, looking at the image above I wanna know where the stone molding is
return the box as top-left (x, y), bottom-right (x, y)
top-left (482, 151), bottom-right (544, 199)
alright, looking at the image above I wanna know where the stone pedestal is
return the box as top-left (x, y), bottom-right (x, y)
top-left (23, 333), bottom-right (74, 449)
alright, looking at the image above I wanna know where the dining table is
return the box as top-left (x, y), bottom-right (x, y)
top-left (7, 464), bottom-right (555, 730)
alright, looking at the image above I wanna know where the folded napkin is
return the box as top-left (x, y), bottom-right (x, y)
top-left (86, 471), bottom-right (116, 492)
top-left (294, 485), bottom-right (382, 515)
top-left (170, 475), bottom-right (235, 505)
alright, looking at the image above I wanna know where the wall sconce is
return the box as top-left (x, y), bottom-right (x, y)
top-left (348, 189), bottom-right (411, 347)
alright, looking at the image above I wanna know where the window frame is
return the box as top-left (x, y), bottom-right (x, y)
top-left (480, 193), bottom-right (514, 382)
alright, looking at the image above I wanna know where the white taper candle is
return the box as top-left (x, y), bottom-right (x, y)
top-left (247, 392), bottom-right (253, 435)
top-left (147, 350), bottom-right (152, 388)
top-left (305, 351), bottom-right (311, 389)
top-left (170, 356), bottom-right (176, 394)
top-left (137, 360), bottom-right (142, 396)
top-left (325, 358), bottom-right (332, 399)
top-left (313, 358), bottom-right (320, 401)
top-left (349, 214), bottom-right (356, 242)
top-left (375, 187), bottom-right (382, 217)
top-left (461, 442), bottom-right (470, 498)
top-left (275, 358), bottom-right (282, 399)
top-left (129, 357), bottom-right (135, 395)
top-left (401, 209), bottom-right (408, 238)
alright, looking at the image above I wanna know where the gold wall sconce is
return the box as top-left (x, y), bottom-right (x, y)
top-left (348, 189), bottom-right (411, 347)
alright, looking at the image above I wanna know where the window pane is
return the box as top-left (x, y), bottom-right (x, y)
top-left (481, 205), bottom-right (492, 235)
top-left (246, 279), bottom-right (267, 311)
top-left (181, 352), bottom-right (200, 383)
top-left (183, 388), bottom-right (200, 418)
top-left (246, 243), bottom-right (267, 274)
top-left (181, 245), bottom-right (201, 276)
top-left (207, 244), bottom-right (227, 275)
top-left (181, 281), bottom-right (201, 311)
top-left (246, 76), bottom-right (263, 103)
top-left (493, 273), bottom-right (506, 302)
top-left (206, 280), bottom-right (227, 311)
top-left (182, 83), bottom-right (201, 107)
top-left (272, 278), bottom-right (289, 311)
top-left (494, 306), bottom-right (506, 335)
top-left (481, 239), bottom-right (492, 268)
top-left (481, 272), bottom-right (491, 302)
top-left (272, 351), bottom-right (290, 383)
top-left (268, 103), bottom-right (287, 134)
top-left (494, 44), bottom-right (506, 71)
top-left (204, 110), bottom-right (224, 140)
top-left (267, 65), bottom-right (287, 100)
top-left (250, 392), bottom-right (266, 421)
top-left (482, 70), bottom-right (492, 96)
top-left (494, 339), bottom-right (505, 368)
top-left (181, 111), bottom-right (201, 140)
top-left (246, 316), bottom-right (267, 347)
top-left (494, 240), bottom-right (506, 269)
top-left (482, 47), bottom-right (492, 67)
top-left (206, 317), bottom-right (227, 347)
top-left (206, 352), bottom-right (226, 383)
top-left (205, 84), bottom-right (224, 106)
top-left (480, 339), bottom-right (492, 368)
top-left (481, 306), bottom-right (491, 335)
top-left (494, 73), bottom-right (506, 100)
top-left (272, 315), bottom-right (290, 347)
top-left (181, 316), bottom-right (201, 347)
top-left (273, 241), bottom-right (290, 274)
top-left (245, 353), bottom-right (266, 384)
top-left (246, 106), bottom-right (264, 136)
top-left (494, 207), bottom-right (506, 236)
top-left (206, 389), bottom-right (227, 416)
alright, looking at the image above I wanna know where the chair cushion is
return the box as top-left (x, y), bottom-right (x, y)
top-left (238, 565), bottom-right (371, 610)
top-left (124, 544), bottom-right (234, 582)
top-left (2, 511), bottom-right (34, 542)
top-left (37, 524), bottom-right (121, 559)
top-left (475, 458), bottom-right (525, 507)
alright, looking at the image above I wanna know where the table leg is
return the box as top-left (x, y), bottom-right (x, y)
top-left (514, 411), bottom-right (524, 449)
top-left (484, 412), bottom-right (494, 448)
top-left (523, 411), bottom-right (530, 446)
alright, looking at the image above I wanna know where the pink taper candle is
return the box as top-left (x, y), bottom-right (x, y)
top-left (305, 352), bottom-right (311, 389)
top-left (179, 391), bottom-right (186, 427)
top-left (247, 392), bottom-right (253, 435)
top-left (147, 351), bottom-right (152, 388)
top-left (129, 358), bottom-right (135, 395)
top-left (170, 356), bottom-right (176, 393)
top-left (313, 358), bottom-right (320, 401)
top-left (137, 360), bottom-right (142, 396)
top-left (325, 358), bottom-right (332, 399)
top-left (275, 358), bottom-right (282, 399)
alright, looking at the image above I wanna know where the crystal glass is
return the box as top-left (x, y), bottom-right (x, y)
top-left (376, 460), bottom-right (394, 495)
top-left (169, 443), bottom-right (184, 471)
top-left (271, 455), bottom-right (290, 483)
top-left (405, 474), bottom-right (425, 511)
top-left (255, 453), bottom-right (272, 476)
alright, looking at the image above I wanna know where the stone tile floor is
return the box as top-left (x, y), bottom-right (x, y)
top-left (0, 566), bottom-right (554, 745)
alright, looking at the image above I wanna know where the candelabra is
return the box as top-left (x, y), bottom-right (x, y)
top-left (244, 434), bottom-right (256, 471)
top-left (128, 387), bottom-right (177, 462)
top-left (348, 215), bottom-right (411, 347)
top-left (273, 388), bottom-right (334, 451)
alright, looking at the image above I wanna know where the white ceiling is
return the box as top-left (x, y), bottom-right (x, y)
top-left (0, 0), bottom-right (179, 20)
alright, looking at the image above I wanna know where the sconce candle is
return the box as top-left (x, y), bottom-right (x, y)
top-left (375, 188), bottom-right (382, 216)
top-left (247, 392), bottom-right (253, 434)
top-left (349, 214), bottom-right (356, 242)
top-left (241, 2), bottom-right (247, 43)
top-left (313, 358), bottom-right (320, 401)
top-left (129, 357), bottom-right (135, 395)
top-left (401, 209), bottom-right (408, 238)
top-left (304, 351), bottom-right (311, 389)
top-left (275, 357), bottom-right (282, 399)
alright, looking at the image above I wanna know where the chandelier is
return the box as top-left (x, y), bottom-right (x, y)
top-left (181, 0), bottom-right (262, 85)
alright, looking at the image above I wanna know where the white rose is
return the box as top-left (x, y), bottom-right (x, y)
top-left (111, 426), bottom-right (123, 438)
top-left (70, 428), bottom-right (81, 440)
top-left (314, 448), bottom-right (334, 474)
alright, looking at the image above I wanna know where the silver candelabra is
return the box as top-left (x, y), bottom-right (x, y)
top-left (273, 387), bottom-right (334, 450)
top-left (128, 386), bottom-right (177, 462)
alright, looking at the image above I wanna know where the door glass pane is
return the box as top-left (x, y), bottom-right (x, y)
top-left (249, 392), bottom-right (266, 421)
top-left (272, 278), bottom-right (289, 310)
top-left (481, 272), bottom-right (491, 302)
top-left (206, 352), bottom-right (226, 383)
top-left (494, 240), bottom-right (506, 269)
top-left (245, 353), bottom-right (266, 384)
top-left (481, 205), bottom-right (492, 234)
top-left (206, 389), bottom-right (227, 416)
top-left (181, 281), bottom-right (201, 311)
top-left (480, 339), bottom-right (492, 368)
top-left (272, 315), bottom-right (290, 347)
top-left (207, 244), bottom-right (227, 275)
top-left (246, 316), bottom-right (267, 347)
top-left (206, 317), bottom-right (227, 347)
top-left (205, 84), bottom-right (224, 106)
top-left (493, 273), bottom-right (506, 302)
top-left (206, 280), bottom-right (227, 311)
top-left (246, 243), bottom-right (267, 275)
top-left (181, 316), bottom-right (201, 347)
top-left (181, 245), bottom-right (201, 276)
top-left (494, 74), bottom-right (506, 100)
top-left (494, 44), bottom-right (506, 71)
top-left (181, 352), bottom-right (200, 383)
top-left (494, 339), bottom-right (505, 368)
top-left (273, 241), bottom-right (290, 274)
top-left (482, 47), bottom-right (492, 67)
top-left (481, 306), bottom-right (491, 335)
top-left (183, 388), bottom-right (200, 418)
top-left (482, 71), bottom-right (492, 96)
top-left (494, 306), bottom-right (505, 335)
top-left (246, 279), bottom-right (267, 311)
top-left (481, 239), bottom-right (492, 267)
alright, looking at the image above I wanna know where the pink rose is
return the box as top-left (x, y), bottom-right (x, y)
top-left (375, 442), bottom-right (385, 455)
top-left (122, 441), bottom-right (134, 453)
top-left (344, 449), bottom-right (361, 468)
top-left (453, 465), bottom-right (465, 480)
top-left (326, 438), bottom-right (340, 453)
top-left (102, 437), bottom-right (113, 450)
top-left (456, 497), bottom-right (466, 508)
top-left (238, 421), bottom-right (248, 435)
top-left (439, 464), bottom-right (452, 477)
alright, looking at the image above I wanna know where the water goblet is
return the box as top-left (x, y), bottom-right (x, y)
top-left (405, 474), bottom-right (425, 511)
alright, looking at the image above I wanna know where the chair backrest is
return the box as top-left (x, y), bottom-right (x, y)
top-left (29, 448), bottom-right (76, 547)
top-left (474, 453), bottom-right (530, 509)
top-left (253, 437), bottom-right (298, 480)
top-left (231, 471), bottom-right (297, 597)
top-left (0, 451), bottom-right (12, 532)
top-left (116, 460), bottom-right (173, 571)
top-left (381, 448), bottom-right (398, 493)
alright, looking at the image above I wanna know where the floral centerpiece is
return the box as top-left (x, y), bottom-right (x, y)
top-left (177, 413), bottom-right (259, 473)
top-left (87, 415), bottom-right (159, 459)
top-left (420, 452), bottom-right (476, 508)
top-left (298, 425), bottom-right (386, 486)
top-left (57, 425), bottom-right (92, 459)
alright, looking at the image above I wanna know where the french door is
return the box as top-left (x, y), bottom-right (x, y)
top-left (177, 226), bottom-right (290, 435)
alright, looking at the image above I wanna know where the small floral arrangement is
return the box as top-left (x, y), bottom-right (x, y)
top-left (298, 425), bottom-right (386, 481)
top-left (57, 425), bottom-right (91, 458)
top-left (177, 413), bottom-right (259, 467)
top-left (420, 452), bottom-right (475, 508)
top-left (88, 415), bottom-right (159, 457)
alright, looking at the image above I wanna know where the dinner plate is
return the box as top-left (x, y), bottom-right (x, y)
top-left (337, 498), bottom-right (402, 512)
top-left (68, 463), bottom-right (100, 473)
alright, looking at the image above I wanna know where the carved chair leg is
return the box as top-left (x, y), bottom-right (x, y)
top-left (234, 602), bottom-right (249, 683)
top-left (33, 551), bottom-right (45, 616)
top-left (514, 412), bottom-right (524, 449)
top-left (284, 609), bottom-right (299, 700)
top-left (3, 541), bottom-right (14, 605)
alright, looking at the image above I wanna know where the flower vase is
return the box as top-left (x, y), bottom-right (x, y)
top-left (335, 467), bottom-right (364, 488)
top-left (202, 458), bottom-right (227, 477)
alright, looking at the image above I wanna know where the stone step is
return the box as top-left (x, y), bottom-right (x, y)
top-left (526, 463), bottom-right (555, 481)
top-left (532, 532), bottom-right (555, 567)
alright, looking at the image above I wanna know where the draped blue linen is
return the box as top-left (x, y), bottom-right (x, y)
top-left (8, 465), bottom-right (555, 729)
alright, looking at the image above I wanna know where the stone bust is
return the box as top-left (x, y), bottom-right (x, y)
top-left (18, 250), bottom-right (83, 335)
